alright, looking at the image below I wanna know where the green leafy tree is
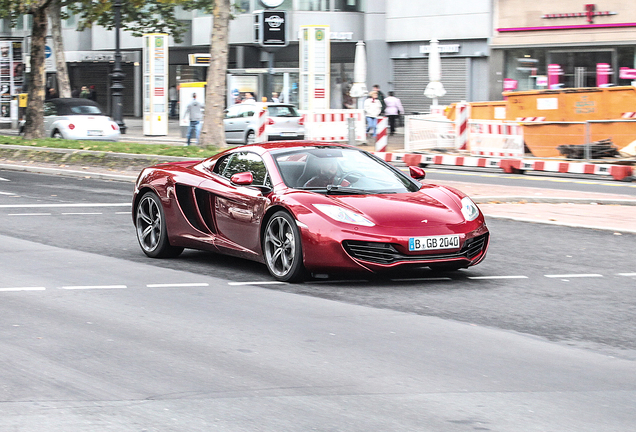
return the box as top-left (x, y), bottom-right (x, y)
top-left (0, 0), bottom-right (187, 139)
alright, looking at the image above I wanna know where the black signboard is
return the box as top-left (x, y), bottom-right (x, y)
top-left (256, 10), bottom-right (288, 47)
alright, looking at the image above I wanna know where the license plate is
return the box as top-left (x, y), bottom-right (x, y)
top-left (87, 130), bottom-right (103, 136)
top-left (409, 234), bottom-right (460, 251)
top-left (280, 132), bottom-right (298, 137)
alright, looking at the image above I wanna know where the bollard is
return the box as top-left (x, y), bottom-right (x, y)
top-left (347, 116), bottom-right (356, 146)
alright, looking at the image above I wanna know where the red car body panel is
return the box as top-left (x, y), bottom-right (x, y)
top-left (133, 141), bottom-right (489, 276)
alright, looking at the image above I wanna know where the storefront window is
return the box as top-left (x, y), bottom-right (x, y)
top-left (504, 49), bottom-right (546, 92)
top-left (297, 0), bottom-right (329, 11)
top-left (335, 0), bottom-right (364, 11)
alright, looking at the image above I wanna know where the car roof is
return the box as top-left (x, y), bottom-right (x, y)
top-left (45, 98), bottom-right (105, 115)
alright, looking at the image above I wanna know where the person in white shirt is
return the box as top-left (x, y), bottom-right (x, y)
top-left (364, 91), bottom-right (383, 138)
top-left (184, 93), bottom-right (204, 146)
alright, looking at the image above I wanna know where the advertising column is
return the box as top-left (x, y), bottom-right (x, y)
top-left (143, 34), bottom-right (168, 136)
top-left (0, 40), bottom-right (24, 128)
top-left (299, 26), bottom-right (330, 111)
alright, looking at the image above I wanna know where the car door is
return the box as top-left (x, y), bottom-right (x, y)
top-left (208, 151), bottom-right (271, 254)
top-left (223, 105), bottom-right (242, 143)
top-left (43, 102), bottom-right (57, 137)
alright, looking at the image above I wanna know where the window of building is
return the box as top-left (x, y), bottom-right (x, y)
top-left (297, 0), bottom-right (329, 11)
top-left (335, 0), bottom-right (364, 11)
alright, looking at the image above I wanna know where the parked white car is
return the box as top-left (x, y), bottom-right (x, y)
top-left (21, 98), bottom-right (121, 141)
top-left (223, 102), bottom-right (305, 145)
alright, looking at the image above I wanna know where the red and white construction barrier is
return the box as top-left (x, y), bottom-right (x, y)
top-left (469, 120), bottom-right (524, 157)
top-left (375, 116), bottom-right (388, 152)
top-left (254, 108), bottom-right (268, 143)
top-left (371, 152), bottom-right (633, 181)
top-left (516, 117), bottom-right (546, 122)
top-left (302, 109), bottom-right (366, 142)
top-left (455, 101), bottom-right (469, 150)
top-left (621, 112), bottom-right (636, 119)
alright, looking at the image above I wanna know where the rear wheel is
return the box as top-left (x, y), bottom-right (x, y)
top-left (51, 130), bottom-right (63, 139)
top-left (135, 191), bottom-right (184, 258)
top-left (245, 130), bottom-right (255, 145)
top-left (263, 211), bottom-right (305, 282)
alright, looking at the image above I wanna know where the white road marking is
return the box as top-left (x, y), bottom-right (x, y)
top-left (147, 283), bottom-right (210, 288)
top-left (7, 213), bottom-right (52, 216)
top-left (544, 274), bottom-right (603, 278)
top-left (0, 203), bottom-right (130, 208)
top-left (618, 273), bottom-right (636, 277)
top-left (0, 287), bottom-right (46, 292)
top-left (115, 211), bottom-right (130, 214)
top-left (467, 275), bottom-right (529, 280)
top-left (390, 277), bottom-right (453, 282)
top-left (0, 191), bottom-right (15, 195)
top-left (61, 212), bottom-right (103, 215)
top-left (228, 281), bottom-right (285, 286)
top-left (60, 285), bottom-right (127, 290)
top-left (0, 176), bottom-right (9, 181)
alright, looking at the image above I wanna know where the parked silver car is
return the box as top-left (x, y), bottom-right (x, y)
top-left (223, 102), bottom-right (305, 145)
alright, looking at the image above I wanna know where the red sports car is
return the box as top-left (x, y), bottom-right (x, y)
top-left (132, 142), bottom-right (489, 282)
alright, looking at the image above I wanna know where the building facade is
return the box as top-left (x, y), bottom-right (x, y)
top-left (490, 0), bottom-right (636, 99)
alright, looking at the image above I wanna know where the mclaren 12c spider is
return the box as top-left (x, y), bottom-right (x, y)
top-left (132, 142), bottom-right (489, 282)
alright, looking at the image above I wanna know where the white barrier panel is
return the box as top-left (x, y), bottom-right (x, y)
top-left (301, 109), bottom-right (366, 142)
top-left (469, 121), bottom-right (524, 157)
top-left (404, 115), bottom-right (456, 152)
top-left (375, 116), bottom-right (388, 152)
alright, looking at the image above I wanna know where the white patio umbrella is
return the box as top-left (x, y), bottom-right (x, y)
top-left (349, 40), bottom-right (368, 107)
top-left (424, 38), bottom-right (446, 107)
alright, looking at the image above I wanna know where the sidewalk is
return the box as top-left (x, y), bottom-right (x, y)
top-left (1, 117), bottom-right (635, 233)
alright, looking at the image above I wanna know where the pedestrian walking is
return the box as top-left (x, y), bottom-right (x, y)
top-left (383, 91), bottom-right (404, 136)
top-left (89, 85), bottom-right (97, 101)
top-left (372, 84), bottom-right (386, 114)
top-left (169, 85), bottom-right (178, 118)
top-left (79, 86), bottom-right (90, 98)
top-left (184, 93), bottom-right (204, 146)
top-left (243, 92), bottom-right (255, 103)
top-left (271, 92), bottom-right (280, 103)
top-left (364, 91), bottom-right (383, 138)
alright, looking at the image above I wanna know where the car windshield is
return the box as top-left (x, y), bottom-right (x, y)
top-left (69, 105), bottom-right (103, 115)
top-left (273, 146), bottom-right (420, 194)
top-left (266, 105), bottom-right (299, 117)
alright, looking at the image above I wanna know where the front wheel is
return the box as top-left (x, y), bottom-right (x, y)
top-left (135, 191), bottom-right (184, 258)
top-left (263, 211), bottom-right (305, 282)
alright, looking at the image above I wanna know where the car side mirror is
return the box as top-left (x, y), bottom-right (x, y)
top-left (230, 172), bottom-right (253, 186)
top-left (409, 166), bottom-right (426, 180)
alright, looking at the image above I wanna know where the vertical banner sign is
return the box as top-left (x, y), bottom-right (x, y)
top-left (299, 25), bottom-right (330, 110)
top-left (143, 34), bottom-right (168, 136)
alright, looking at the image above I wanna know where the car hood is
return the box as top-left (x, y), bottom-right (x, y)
top-left (296, 186), bottom-right (469, 228)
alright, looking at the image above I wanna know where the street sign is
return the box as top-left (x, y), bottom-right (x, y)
top-left (619, 67), bottom-right (636, 79)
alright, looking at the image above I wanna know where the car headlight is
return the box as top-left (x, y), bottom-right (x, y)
top-left (314, 204), bottom-right (375, 227)
top-left (461, 197), bottom-right (480, 221)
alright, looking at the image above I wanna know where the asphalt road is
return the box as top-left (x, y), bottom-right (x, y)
top-left (1, 169), bottom-right (635, 430)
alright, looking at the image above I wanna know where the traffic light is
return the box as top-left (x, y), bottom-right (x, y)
top-left (253, 10), bottom-right (288, 48)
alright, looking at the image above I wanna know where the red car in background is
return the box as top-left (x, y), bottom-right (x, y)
top-left (132, 142), bottom-right (489, 282)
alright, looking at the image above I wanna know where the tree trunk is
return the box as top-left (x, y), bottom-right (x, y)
top-left (48, 0), bottom-right (71, 98)
top-left (200, 0), bottom-right (231, 148)
top-left (23, 6), bottom-right (49, 139)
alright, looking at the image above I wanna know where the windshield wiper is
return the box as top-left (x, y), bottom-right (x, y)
top-left (325, 185), bottom-right (368, 195)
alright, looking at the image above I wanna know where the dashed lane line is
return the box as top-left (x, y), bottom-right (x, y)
top-left (467, 275), bottom-right (529, 280)
top-left (544, 274), bottom-right (603, 278)
top-left (61, 212), bottom-right (103, 215)
top-left (60, 285), bottom-right (127, 290)
top-left (7, 213), bottom-right (52, 216)
top-left (0, 287), bottom-right (46, 292)
top-left (147, 283), bottom-right (210, 288)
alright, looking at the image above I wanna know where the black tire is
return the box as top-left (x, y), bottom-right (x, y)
top-left (135, 191), bottom-right (184, 258)
top-left (51, 130), bottom-right (63, 139)
top-left (245, 130), bottom-right (255, 145)
top-left (262, 211), bottom-right (305, 282)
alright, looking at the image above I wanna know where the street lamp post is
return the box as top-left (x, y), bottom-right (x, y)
top-left (110, 0), bottom-right (127, 133)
